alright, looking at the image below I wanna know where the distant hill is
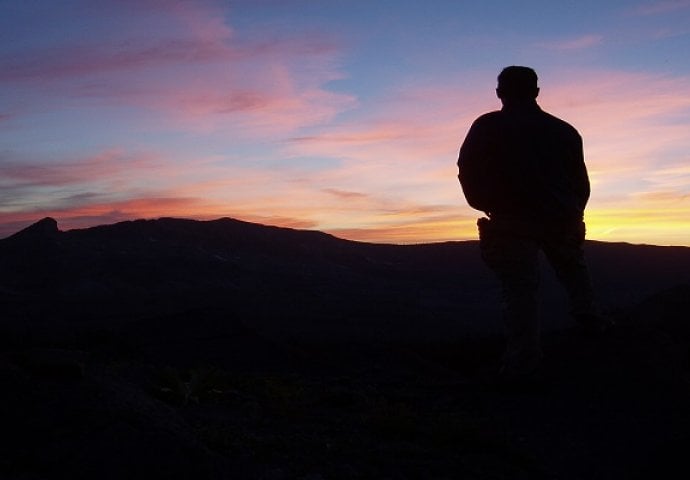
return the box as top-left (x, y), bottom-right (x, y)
top-left (1, 216), bottom-right (690, 344)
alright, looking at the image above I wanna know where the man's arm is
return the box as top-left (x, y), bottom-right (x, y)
top-left (572, 132), bottom-right (590, 213)
top-left (457, 119), bottom-right (493, 213)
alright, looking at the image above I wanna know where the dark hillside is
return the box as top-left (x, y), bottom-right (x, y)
top-left (1, 217), bottom-right (690, 479)
top-left (0, 217), bottom-right (496, 343)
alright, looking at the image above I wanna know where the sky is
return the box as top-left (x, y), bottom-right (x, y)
top-left (2, 0), bottom-right (690, 245)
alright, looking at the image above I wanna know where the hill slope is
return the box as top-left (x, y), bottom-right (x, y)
top-left (1, 217), bottom-right (690, 478)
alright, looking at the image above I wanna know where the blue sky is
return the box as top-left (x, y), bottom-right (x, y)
top-left (2, 0), bottom-right (690, 244)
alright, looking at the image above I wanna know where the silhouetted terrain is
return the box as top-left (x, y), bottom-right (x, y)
top-left (1, 217), bottom-right (689, 479)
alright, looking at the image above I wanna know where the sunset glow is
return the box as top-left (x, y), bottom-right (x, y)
top-left (2, 1), bottom-right (690, 245)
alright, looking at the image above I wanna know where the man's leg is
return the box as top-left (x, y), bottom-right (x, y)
top-left (541, 222), bottom-right (607, 332)
top-left (478, 219), bottom-right (542, 374)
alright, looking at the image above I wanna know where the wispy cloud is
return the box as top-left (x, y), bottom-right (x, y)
top-left (536, 34), bottom-right (604, 51)
top-left (328, 210), bottom-right (477, 244)
top-left (1, 0), bottom-right (351, 135)
top-left (543, 70), bottom-right (690, 168)
top-left (631, 0), bottom-right (690, 15)
top-left (322, 188), bottom-right (369, 200)
top-left (1, 0), bottom-right (235, 84)
top-left (0, 149), bottom-right (160, 188)
top-left (0, 34), bottom-right (339, 85)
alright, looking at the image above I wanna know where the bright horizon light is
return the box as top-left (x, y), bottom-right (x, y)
top-left (2, 1), bottom-right (690, 246)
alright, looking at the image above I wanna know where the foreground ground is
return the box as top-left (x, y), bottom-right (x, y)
top-left (2, 286), bottom-right (689, 479)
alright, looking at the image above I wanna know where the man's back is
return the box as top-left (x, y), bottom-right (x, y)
top-left (458, 101), bottom-right (590, 223)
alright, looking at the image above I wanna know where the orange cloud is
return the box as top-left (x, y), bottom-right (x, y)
top-left (322, 189), bottom-right (369, 200)
top-left (328, 213), bottom-right (477, 244)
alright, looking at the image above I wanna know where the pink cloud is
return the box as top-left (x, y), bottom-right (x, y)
top-left (150, 75), bottom-right (356, 134)
top-left (327, 212), bottom-right (477, 244)
top-left (225, 214), bottom-right (318, 231)
top-left (0, 41), bottom-right (220, 84)
top-left (0, 36), bottom-right (336, 85)
top-left (0, 148), bottom-right (199, 225)
top-left (287, 75), bottom-right (492, 160)
top-left (2, 0), bottom-right (350, 136)
top-left (322, 189), bottom-right (369, 200)
top-left (540, 70), bottom-right (690, 181)
top-left (535, 34), bottom-right (604, 51)
top-left (280, 83), bottom-right (489, 211)
top-left (0, 14), bottom-right (344, 88)
top-left (0, 149), bottom-right (161, 187)
top-left (630, 0), bottom-right (690, 15)
top-left (1, 0), bottom-right (234, 84)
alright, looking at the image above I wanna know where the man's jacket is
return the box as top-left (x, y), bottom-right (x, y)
top-left (457, 102), bottom-right (590, 223)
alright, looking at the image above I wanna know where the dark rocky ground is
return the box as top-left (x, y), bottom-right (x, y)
top-left (1, 218), bottom-right (690, 479)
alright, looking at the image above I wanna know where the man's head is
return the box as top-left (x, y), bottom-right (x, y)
top-left (496, 66), bottom-right (539, 103)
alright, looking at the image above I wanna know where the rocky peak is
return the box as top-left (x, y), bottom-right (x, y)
top-left (9, 217), bottom-right (60, 240)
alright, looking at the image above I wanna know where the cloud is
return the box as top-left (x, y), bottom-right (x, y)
top-left (225, 214), bottom-right (318, 231)
top-left (536, 34), bottom-right (604, 51)
top-left (322, 189), bottom-right (369, 200)
top-left (0, 149), bottom-right (160, 188)
top-left (149, 71), bottom-right (356, 134)
top-left (541, 70), bottom-right (690, 172)
top-left (0, 35), bottom-right (338, 85)
top-left (1, 0), bottom-right (352, 135)
top-left (0, 41), bottom-right (221, 84)
top-left (327, 211), bottom-right (477, 244)
top-left (0, 0), bottom-right (236, 84)
top-left (630, 0), bottom-right (690, 15)
top-left (0, 148), bottom-right (186, 222)
top-left (285, 83), bottom-right (489, 167)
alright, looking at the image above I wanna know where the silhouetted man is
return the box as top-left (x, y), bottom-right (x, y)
top-left (457, 66), bottom-right (610, 377)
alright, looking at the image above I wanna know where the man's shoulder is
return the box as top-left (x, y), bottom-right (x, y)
top-left (475, 110), bottom-right (502, 121)
top-left (539, 110), bottom-right (581, 137)
top-left (471, 110), bottom-right (503, 128)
